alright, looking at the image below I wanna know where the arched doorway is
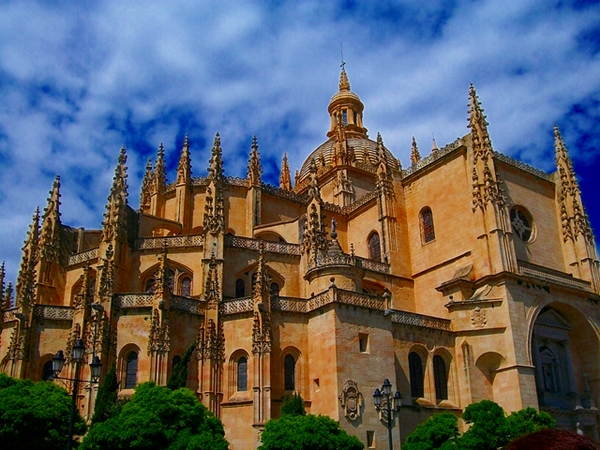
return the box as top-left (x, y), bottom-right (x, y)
top-left (531, 304), bottom-right (600, 440)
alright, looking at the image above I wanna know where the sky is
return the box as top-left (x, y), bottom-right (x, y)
top-left (0, 0), bottom-right (599, 284)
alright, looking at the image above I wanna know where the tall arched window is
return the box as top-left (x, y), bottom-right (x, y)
top-left (408, 352), bottom-right (425, 398)
top-left (238, 357), bottom-right (248, 392)
top-left (167, 269), bottom-right (175, 293)
top-left (368, 232), bottom-right (381, 261)
top-left (42, 360), bottom-right (54, 381)
top-left (433, 355), bottom-right (448, 401)
top-left (420, 207), bottom-right (435, 243)
top-left (284, 354), bottom-right (296, 391)
top-left (270, 282), bottom-right (280, 298)
top-left (180, 277), bottom-right (192, 297)
top-left (125, 351), bottom-right (138, 389)
top-left (235, 279), bottom-right (245, 298)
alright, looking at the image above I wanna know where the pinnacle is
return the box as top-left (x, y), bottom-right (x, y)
top-left (339, 67), bottom-right (351, 92)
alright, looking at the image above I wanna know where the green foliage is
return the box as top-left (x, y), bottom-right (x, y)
top-left (460, 400), bottom-right (509, 450)
top-left (167, 343), bottom-right (195, 391)
top-left (0, 373), bottom-right (87, 450)
top-left (403, 400), bottom-right (556, 450)
top-left (403, 412), bottom-right (460, 450)
top-left (91, 363), bottom-right (120, 424)
top-left (281, 392), bottom-right (306, 417)
top-left (506, 407), bottom-right (556, 442)
top-left (81, 382), bottom-right (228, 450)
top-left (259, 413), bottom-right (364, 450)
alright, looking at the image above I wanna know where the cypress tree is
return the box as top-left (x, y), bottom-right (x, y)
top-left (91, 363), bottom-right (119, 425)
top-left (167, 343), bottom-right (196, 390)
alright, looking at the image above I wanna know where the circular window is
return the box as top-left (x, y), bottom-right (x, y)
top-left (510, 206), bottom-right (535, 242)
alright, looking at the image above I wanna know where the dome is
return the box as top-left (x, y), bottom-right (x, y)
top-left (297, 136), bottom-right (401, 181)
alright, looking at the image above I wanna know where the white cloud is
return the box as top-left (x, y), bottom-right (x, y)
top-left (1, 0), bottom-right (599, 283)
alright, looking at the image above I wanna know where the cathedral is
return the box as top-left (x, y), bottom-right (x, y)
top-left (1, 68), bottom-right (599, 449)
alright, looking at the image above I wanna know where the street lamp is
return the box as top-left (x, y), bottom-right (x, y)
top-left (373, 378), bottom-right (402, 450)
top-left (53, 338), bottom-right (102, 450)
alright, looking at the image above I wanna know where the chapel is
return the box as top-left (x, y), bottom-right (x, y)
top-left (1, 68), bottom-right (599, 448)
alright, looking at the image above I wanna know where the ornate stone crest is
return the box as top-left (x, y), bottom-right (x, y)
top-left (470, 306), bottom-right (487, 328)
top-left (339, 379), bottom-right (363, 421)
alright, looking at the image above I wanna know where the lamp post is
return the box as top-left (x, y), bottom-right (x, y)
top-left (53, 338), bottom-right (102, 450)
top-left (373, 378), bottom-right (402, 450)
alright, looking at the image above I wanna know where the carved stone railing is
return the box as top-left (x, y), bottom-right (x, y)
top-left (323, 190), bottom-right (379, 215)
top-left (170, 295), bottom-right (204, 314)
top-left (33, 305), bottom-right (74, 321)
top-left (518, 261), bottom-right (592, 291)
top-left (402, 138), bottom-right (464, 178)
top-left (494, 152), bottom-right (552, 181)
top-left (355, 256), bottom-right (390, 273)
top-left (226, 176), bottom-right (249, 187)
top-left (336, 290), bottom-right (387, 310)
top-left (2, 307), bottom-right (18, 322)
top-left (261, 183), bottom-right (309, 204)
top-left (389, 310), bottom-right (452, 331)
top-left (225, 235), bottom-right (302, 256)
top-left (308, 253), bottom-right (390, 273)
top-left (307, 291), bottom-right (332, 311)
top-left (135, 235), bottom-right (204, 251)
top-left (68, 248), bottom-right (99, 266)
top-left (272, 297), bottom-right (308, 313)
top-left (221, 297), bottom-right (254, 315)
top-left (115, 293), bottom-right (154, 308)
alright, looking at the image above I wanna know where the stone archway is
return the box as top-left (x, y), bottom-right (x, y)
top-left (531, 303), bottom-right (599, 440)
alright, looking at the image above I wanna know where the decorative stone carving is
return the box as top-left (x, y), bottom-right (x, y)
top-left (470, 307), bottom-right (487, 328)
top-left (339, 379), bottom-right (363, 421)
top-left (197, 318), bottom-right (224, 362)
top-left (148, 308), bottom-right (170, 356)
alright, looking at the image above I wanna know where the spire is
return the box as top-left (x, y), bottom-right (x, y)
top-left (0, 262), bottom-right (5, 310)
top-left (554, 125), bottom-right (593, 242)
top-left (101, 147), bottom-right (129, 243)
top-left (207, 133), bottom-right (224, 181)
top-left (176, 135), bottom-right (192, 185)
top-left (280, 153), bottom-right (292, 191)
top-left (377, 132), bottom-right (387, 166)
top-left (247, 136), bottom-right (262, 186)
top-left (432, 137), bottom-right (439, 155)
top-left (410, 137), bottom-right (421, 165)
top-left (16, 207), bottom-right (40, 311)
top-left (468, 83), bottom-right (493, 161)
top-left (39, 175), bottom-right (62, 263)
top-left (4, 282), bottom-right (13, 310)
top-left (253, 243), bottom-right (271, 308)
top-left (140, 158), bottom-right (153, 209)
top-left (152, 143), bottom-right (166, 194)
top-left (339, 66), bottom-right (351, 92)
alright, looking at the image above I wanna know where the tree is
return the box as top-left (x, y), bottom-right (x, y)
top-left (459, 399), bottom-right (510, 450)
top-left (259, 414), bottom-right (364, 450)
top-left (403, 412), bottom-right (460, 450)
top-left (281, 392), bottom-right (306, 416)
top-left (506, 407), bottom-right (555, 442)
top-left (166, 343), bottom-right (195, 391)
top-left (91, 363), bottom-right (120, 424)
top-left (0, 373), bottom-right (87, 450)
top-left (81, 382), bottom-right (228, 450)
top-left (403, 400), bottom-right (556, 450)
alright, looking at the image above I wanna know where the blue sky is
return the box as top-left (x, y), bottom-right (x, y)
top-left (0, 0), bottom-right (599, 284)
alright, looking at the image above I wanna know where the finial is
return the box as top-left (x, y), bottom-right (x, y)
top-left (280, 152), bottom-right (292, 191)
top-left (410, 137), bottom-right (421, 165)
top-left (208, 132), bottom-right (224, 181)
top-left (177, 135), bottom-right (192, 185)
top-left (339, 64), bottom-right (350, 92)
top-left (432, 134), bottom-right (439, 155)
top-left (247, 135), bottom-right (262, 186)
top-left (118, 146), bottom-right (127, 165)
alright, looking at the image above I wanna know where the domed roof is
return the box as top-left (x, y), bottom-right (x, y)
top-left (298, 136), bottom-right (401, 181)
top-left (296, 67), bottom-right (401, 183)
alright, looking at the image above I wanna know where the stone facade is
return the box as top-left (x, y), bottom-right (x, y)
top-left (1, 69), bottom-right (599, 448)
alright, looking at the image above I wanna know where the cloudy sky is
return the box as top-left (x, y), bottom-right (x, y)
top-left (1, 0), bottom-right (599, 284)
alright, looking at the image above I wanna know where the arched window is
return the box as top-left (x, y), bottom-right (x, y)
top-left (368, 232), bottom-right (381, 261)
top-left (270, 282), bottom-right (280, 298)
top-left (167, 269), bottom-right (175, 294)
top-left (42, 360), bottom-right (54, 381)
top-left (238, 357), bottom-right (248, 392)
top-left (433, 355), bottom-right (448, 401)
top-left (125, 351), bottom-right (138, 389)
top-left (284, 354), bottom-right (296, 391)
top-left (180, 277), bottom-right (192, 297)
top-left (408, 352), bottom-right (425, 398)
top-left (420, 207), bottom-right (435, 243)
top-left (172, 355), bottom-right (181, 369)
top-left (145, 278), bottom-right (155, 293)
top-left (235, 279), bottom-right (245, 298)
